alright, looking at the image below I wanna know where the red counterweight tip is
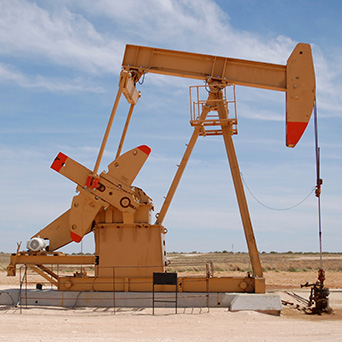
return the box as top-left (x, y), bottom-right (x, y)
top-left (286, 122), bottom-right (308, 148)
top-left (138, 145), bottom-right (151, 155)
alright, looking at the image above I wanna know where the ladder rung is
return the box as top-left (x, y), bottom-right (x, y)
top-left (190, 119), bottom-right (233, 127)
top-left (199, 128), bottom-right (238, 136)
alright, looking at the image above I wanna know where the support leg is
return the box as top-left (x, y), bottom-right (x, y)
top-left (155, 105), bottom-right (210, 225)
top-left (216, 93), bottom-right (263, 277)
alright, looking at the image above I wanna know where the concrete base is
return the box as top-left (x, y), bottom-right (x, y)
top-left (222, 293), bottom-right (282, 315)
top-left (0, 289), bottom-right (282, 314)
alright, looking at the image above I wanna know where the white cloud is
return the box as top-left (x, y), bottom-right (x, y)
top-left (0, 0), bottom-right (301, 76)
top-left (72, 0), bottom-right (295, 62)
top-left (0, 62), bottom-right (104, 92)
top-left (0, 0), bottom-right (341, 116)
top-left (312, 46), bottom-right (342, 118)
top-left (0, 0), bottom-right (122, 74)
top-left (238, 103), bottom-right (283, 122)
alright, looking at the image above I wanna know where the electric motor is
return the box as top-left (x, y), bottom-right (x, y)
top-left (26, 237), bottom-right (47, 252)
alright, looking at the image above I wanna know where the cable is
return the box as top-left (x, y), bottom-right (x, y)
top-left (241, 172), bottom-right (315, 211)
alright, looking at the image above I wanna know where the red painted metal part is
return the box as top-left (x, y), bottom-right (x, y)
top-left (86, 176), bottom-right (99, 189)
top-left (51, 152), bottom-right (68, 172)
top-left (138, 145), bottom-right (151, 155)
top-left (286, 121), bottom-right (308, 147)
top-left (70, 231), bottom-right (82, 243)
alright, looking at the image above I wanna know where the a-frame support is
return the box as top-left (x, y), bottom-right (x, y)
top-left (155, 85), bottom-right (263, 277)
top-left (214, 89), bottom-right (263, 277)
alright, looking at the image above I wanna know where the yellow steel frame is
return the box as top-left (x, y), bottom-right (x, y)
top-left (7, 44), bottom-right (315, 295)
top-left (56, 275), bottom-right (265, 294)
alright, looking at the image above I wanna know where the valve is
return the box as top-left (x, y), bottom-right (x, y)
top-left (301, 269), bottom-right (332, 315)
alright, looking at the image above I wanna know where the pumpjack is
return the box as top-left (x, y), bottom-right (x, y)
top-left (7, 44), bottom-right (315, 293)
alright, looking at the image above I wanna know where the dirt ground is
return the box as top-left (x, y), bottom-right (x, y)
top-left (1, 253), bottom-right (342, 341)
top-left (1, 304), bottom-right (342, 342)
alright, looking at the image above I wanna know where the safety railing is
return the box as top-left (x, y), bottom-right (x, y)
top-left (189, 84), bottom-right (237, 136)
top-left (11, 261), bottom-right (216, 314)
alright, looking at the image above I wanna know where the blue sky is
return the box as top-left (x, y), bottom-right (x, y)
top-left (0, 0), bottom-right (341, 254)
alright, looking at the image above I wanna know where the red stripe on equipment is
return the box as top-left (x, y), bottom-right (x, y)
top-left (138, 145), bottom-right (151, 155)
top-left (70, 231), bottom-right (82, 243)
top-left (286, 122), bottom-right (308, 148)
top-left (51, 152), bottom-right (68, 172)
top-left (86, 176), bottom-right (99, 189)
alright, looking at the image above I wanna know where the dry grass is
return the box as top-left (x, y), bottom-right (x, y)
top-left (1, 251), bottom-right (342, 276)
top-left (0, 253), bottom-right (10, 271)
top-left (166, 252), bottom-right (342, 274)
top-left (1, 251), bottom-right (342, 290)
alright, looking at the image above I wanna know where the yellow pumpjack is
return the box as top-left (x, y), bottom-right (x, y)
top-left (7, 43), bottom-right (315, 294)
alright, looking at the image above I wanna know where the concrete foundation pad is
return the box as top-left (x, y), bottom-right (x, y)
top-left (222, 293), bottom-right (282, 314)
top-left (0, 289), bottom-right (216, 308)
top-left (0, 289), bottom-right (282, 314)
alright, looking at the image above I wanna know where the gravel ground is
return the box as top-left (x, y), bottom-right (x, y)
top-left (0, 301), bottom-right (341, 342)
top-left (0, 269), bottom-right (341, 342)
